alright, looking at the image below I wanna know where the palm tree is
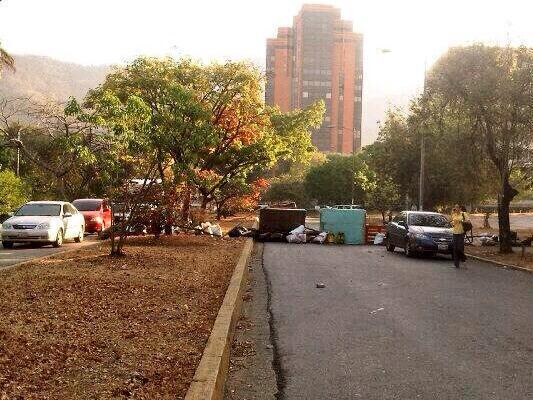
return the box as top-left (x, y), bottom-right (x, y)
top-left (0, 42), bottom-right (15, 74)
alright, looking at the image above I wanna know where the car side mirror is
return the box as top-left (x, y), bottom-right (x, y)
top-left (398, 221), bottom-right (407, 228)
top-left (64, 213), bottom-right (72, 218)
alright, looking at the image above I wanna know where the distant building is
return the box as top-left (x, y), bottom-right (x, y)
top-left (266, 4), bottom-right (364, 153)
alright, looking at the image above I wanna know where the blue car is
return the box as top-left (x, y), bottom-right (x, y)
top-left (385, 211), bottom-right (453, 257)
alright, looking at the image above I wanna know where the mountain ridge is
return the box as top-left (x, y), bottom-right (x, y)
top-left (0, 54), bottom-right (109, 102)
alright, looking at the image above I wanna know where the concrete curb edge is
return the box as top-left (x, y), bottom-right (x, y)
top-left (465, 252), bottom-right (532, 274)
top-left (185, 234), bottom-right (255, 400)
top-left (0, 240), bottom-right (103, 273)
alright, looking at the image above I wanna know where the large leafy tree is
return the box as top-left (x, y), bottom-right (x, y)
top-left (363, 98), bottom-right (496, 211)
top-left (85, 57), bottom-right (324, 213)
top-left (363, 110), bottom-right (418, 206)
top-left (304, 154), bottom-right (373, 206)
top-left (426, 44), bottom-right (533, 252)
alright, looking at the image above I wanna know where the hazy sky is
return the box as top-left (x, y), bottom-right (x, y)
top-left (1, 0), bottom-right (532, 144)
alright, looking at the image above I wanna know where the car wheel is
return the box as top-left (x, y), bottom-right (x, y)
top-left (74, 227), bottom-right (84, 243)
top-left (386, 237), bottom-right (395, 252)
top-left (53, 229), bottom-right (63, 248)
top-left (404, 240), bottom-right (414, 257)
top-left (2, 241), bottom-right (13, 249)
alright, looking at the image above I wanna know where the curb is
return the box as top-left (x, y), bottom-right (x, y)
top-left (0, 240), bottom-right (103, 273)
top-left (185, 235), bottom-right (255, 400)
top-left (465, 253), bottom-right (532, 274)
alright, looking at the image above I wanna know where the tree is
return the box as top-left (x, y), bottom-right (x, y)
top-left (366, 175), bottom-right (401, 223)
top-left (211, 176), bottom-right (267, 219)
top-left (362, 98), bottom-right (497, 211)
top-left (262, 176), bottom-right (310, 208)
top-left (0, 42), bottom-right (15, 76)
top-left (364, 110), bottom-right (419, 206)
top-left (0, 169), bottom-right (26, 214)
top-left (426, 44), bottom-right (533, 252)
top-left (304, 154), bottom-right (372, 206)
top-left (68, 88), bottom-right (165, 255)
top-left (262, 152), bottom-right (326, 208)
top-left (0, 98), bottom-right (128, 200)
top-left (181, 62), bottom-right (324, 209)
top-left (86, 57), bottom-right (324, 216)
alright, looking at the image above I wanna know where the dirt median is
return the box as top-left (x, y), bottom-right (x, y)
top-left (0, 235), bottom-right (245, 399)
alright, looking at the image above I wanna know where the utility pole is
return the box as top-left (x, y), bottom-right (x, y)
top-left (419, 60), bottom-right (427, 211)
top-left (351, 127), bottom-right (356, 205)
top-left (16, 130), bottom-right (20, 176)
top-left (419, 134), bottom-right (425, 210)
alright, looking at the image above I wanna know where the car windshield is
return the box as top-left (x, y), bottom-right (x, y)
top-left (73, 200), bottom-right (101, 211)
top-left (409, 213), bottom-right (450, 228)
top-left (15, 203), bottom-right (61, 217)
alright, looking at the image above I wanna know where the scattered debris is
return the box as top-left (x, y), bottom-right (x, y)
top-left (370, 307), bottom-right (385, 315)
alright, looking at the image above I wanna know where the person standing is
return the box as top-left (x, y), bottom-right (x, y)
top-left (450, 204), bottom-right (470, 268)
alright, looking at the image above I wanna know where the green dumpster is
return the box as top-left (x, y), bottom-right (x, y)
top-left (319, 207), bottom-right (366, 244)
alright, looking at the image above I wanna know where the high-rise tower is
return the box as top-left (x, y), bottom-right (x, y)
top-left (266, 4), bottom-right (363, 153)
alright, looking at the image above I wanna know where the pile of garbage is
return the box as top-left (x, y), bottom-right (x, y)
top-left (228, 222), bottom-right (365, 245)
top-left (256, 225), bottom-right (338, 244)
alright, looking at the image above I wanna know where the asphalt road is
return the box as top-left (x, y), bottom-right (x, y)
top-left (263, 243), bottom-right (533, 399)
top-left (0, 236), bottom-right (98, 270)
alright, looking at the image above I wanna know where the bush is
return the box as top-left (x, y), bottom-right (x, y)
top-left (0, 169), bottom-right (27, 214)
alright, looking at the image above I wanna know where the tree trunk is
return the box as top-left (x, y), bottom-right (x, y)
top-left (181, 186), bottom-right (191, 223)
top-left (201, 195), bottom-right (209, 210)
top-left (483, 212), bottom-right (491, 229)
top-left (497, 176), bottom-right (518, 254)
top-left (215, 199), bottom-right (225, 220)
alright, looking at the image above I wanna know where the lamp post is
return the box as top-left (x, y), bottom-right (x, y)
top-left (16, 129), bottom-right (20, 176)
top-left (419, 60), bottom-right (428, 211)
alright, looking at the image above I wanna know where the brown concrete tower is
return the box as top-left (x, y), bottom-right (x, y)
top-left (266, 4), bottom-right (363, 153)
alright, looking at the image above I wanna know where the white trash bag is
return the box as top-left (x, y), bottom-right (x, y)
top-left (286, 233), bottom-right (306, 243)
top-left (289, 225), bottom-right (306, 235)
top-left (210, 224), bottom-right (223, 237)
top-left (374, 232), bottom-right (385, 245)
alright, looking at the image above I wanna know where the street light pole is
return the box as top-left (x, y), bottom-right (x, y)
top-left (419, 134), bottom-right (425, 210)
top-left (352, 127), bottom-right (356, 205)
top-left (16, 130), bottom-right (20, 176)
top-left (419, 60), bottom-right (428, 211)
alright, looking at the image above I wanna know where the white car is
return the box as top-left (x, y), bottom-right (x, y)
top-left (1, 201), bottom-right (85, 249)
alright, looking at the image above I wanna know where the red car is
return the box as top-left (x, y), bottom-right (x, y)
top-left (72, 198), bottom-right (112, 233)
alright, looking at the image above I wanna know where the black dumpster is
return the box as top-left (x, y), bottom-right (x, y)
top-left (259, 208), bottom-right (306, 234)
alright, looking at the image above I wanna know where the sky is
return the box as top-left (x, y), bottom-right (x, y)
top-left (1, 0), bottom-right (532, 145)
